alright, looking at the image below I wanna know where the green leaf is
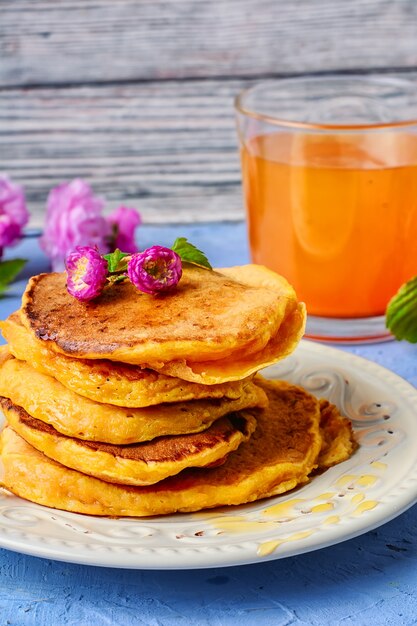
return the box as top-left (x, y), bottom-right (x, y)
top-left (0, 258), bottom-right (27, 295)
top-left (386, 275), bottom-right (417, 342)
top-left (103, 249), bottom-right (129, 273)
top-left (171, 238), bottom-right (212, 270)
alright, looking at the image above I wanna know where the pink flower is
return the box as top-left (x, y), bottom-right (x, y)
top-left (127, 246), bottom-right (182, 295)
top-left (107, 206), bottom-right (141, 253)
top-left (40, 179), bottom-right (112, 271)
top-left (66, 246), bottom-right (108, 301)
top-left (0, 175), bottom-right (29, 253)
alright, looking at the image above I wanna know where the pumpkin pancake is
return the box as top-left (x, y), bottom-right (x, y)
top-left (0, 397), bottom-right (257, 486)
top-left (20, 265), bottom-right (301, 366)
top-left (0, 351), bottom-right (267, 444)
top-left (0, 380), bottom-right (355, 516)
top-left (150, 302), bottom-right (306, 384)
top-left (1, 314), bottom-right (251, 404)
top-left (317, 399), bottom-right (357, 469)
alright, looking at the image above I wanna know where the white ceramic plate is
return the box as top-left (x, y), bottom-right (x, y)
top-left (1, 340), bottom-right (417, 569)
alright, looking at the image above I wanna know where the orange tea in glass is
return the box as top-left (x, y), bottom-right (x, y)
top-left (236, 77), bottom-right (417, 342)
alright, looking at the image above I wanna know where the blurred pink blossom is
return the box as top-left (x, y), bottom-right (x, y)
top-left (41, 179), bottom-right (141, 271)
top-left (107, 206), bottom-right (141, 253)
top-left (0, 175), bottom-right (29, 254)
top-left (40, 179), bottom-right (111, 271)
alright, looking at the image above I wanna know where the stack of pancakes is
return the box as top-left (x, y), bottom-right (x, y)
top-left (0, 265), bottom-right (355, 516)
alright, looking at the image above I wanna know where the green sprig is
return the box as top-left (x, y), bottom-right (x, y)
top-left (103, 248), bottom-right (129, 273)
top-left (171, 237), bottom-right (212, 270)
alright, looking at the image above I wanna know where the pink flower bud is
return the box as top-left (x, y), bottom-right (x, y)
top-left (107, 206), bottom-right (141, 254)
top-left (127, 246), bottom-right (182, 295)
top-left (66, 246), bottom-right (108, 302)
top-left (40, 179), bottom-right (111, 271)
top-left (0, 175), bottom-right (29, 252)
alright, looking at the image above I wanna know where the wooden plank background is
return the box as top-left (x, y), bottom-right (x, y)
top-left (1, 0), bottom-right (417, 225)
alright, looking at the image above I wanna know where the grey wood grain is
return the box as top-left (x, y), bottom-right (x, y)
top-left (2, 1), bottom-right (417, 226)
top-left (1, 0), bottom-right (417, 87)
top-left (0, 80), bottom-right (249, 226)
top-left (2, 72), bottom-right (417, 227)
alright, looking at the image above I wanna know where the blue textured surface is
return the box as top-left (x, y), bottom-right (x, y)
top-left (1, 224), bottom-right (417, 626)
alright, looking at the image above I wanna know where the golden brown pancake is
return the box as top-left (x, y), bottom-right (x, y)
top-left (0, 397), bottom-right (257, 486)
top-left (317, 399), bottom-right (357, 469)
top-left (0, 379), bottom-right (355, 516)
top-left (0, 350), bottom-right (267, 444)
top-left (1, 314), bottom-right (251, 404)
top-left (20, 265), bottom-right (302, 365)
top-left (150, 303), bottom-right (306, 384)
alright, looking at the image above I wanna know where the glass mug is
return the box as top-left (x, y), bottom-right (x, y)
top-left (235, 76), bottom-right (417, 343)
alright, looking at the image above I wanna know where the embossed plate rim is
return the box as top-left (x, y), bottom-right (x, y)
top-left (0, 339), bottom-right (417, 569)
